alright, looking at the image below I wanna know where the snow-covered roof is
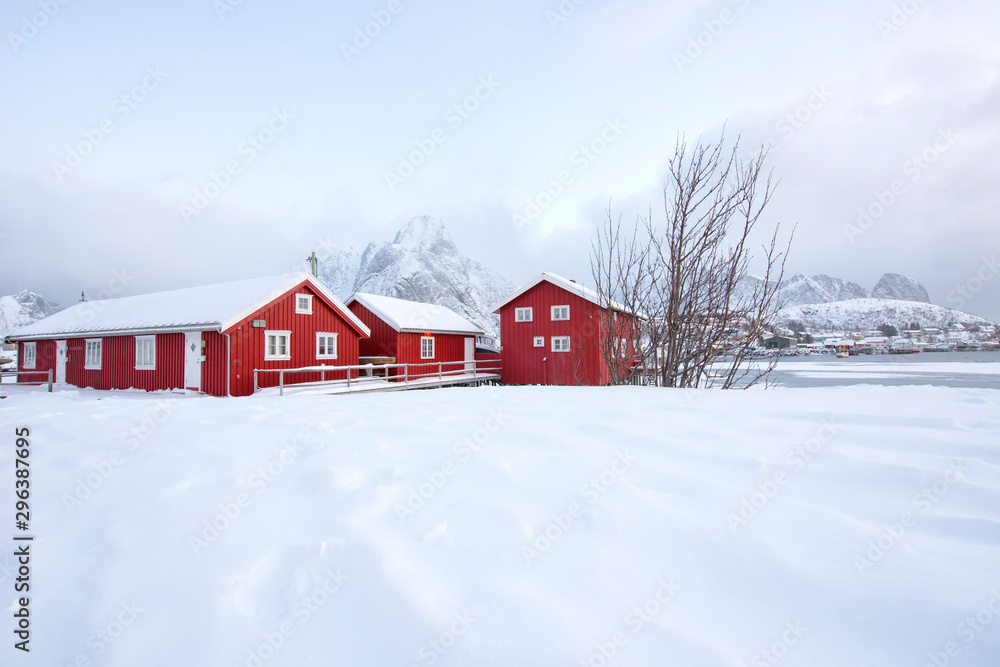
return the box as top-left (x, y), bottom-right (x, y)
top-left (346, 293), bottom-right (484, 335)
top-left (491, 272), bottom-right (634, 315)
top-left (7, 273), bottom-right (369, 341)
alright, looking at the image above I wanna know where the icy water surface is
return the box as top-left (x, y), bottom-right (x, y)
top-left (769, 351), bottom-right (1000, 389)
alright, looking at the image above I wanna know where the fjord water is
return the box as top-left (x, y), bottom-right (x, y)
top-left (770, 351), bottom-right (1000, 389)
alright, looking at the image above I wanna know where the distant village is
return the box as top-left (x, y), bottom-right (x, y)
top-left (759, 321), bottom-right (1000, 356)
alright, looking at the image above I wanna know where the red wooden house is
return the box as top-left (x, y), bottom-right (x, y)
top-left (7, 273), bottom-right (370, 397)
top-left (345, 293), bottom-right (484, 376)
top-left (493, 273), bottom-right (639, 386)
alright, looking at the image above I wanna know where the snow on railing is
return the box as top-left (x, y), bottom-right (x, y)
top-left (252, 359), bottom-right (501, 396)
top-left (0, 369), bottom-right (53, 392)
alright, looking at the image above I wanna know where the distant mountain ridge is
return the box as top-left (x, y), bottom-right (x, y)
top-left (737, 271), bottom-right (995, 332)
top-left (0, 290), bottom-right (62, 341)
top-left (740, 271), bottom-right (932, 308)
top-left (316, 216), bottom-right (516, 337)
top-left (778, 299), bottom-right (995, 333)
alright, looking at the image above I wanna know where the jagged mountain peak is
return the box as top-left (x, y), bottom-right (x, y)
top-left (871, 272), bottom-right (930, 303)
top-left (1, 290), bottom-right (62, 341)
top-left (316, 217), bottom-right (515, 337)
top-left (392, 215), bottom-right (454, 250)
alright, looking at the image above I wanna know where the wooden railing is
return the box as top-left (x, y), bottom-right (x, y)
top-left (0, 369), bottom-right (54, 392)
top-left (253, 359), bottom-right (502, 396)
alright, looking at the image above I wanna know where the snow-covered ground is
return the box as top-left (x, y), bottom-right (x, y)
top-left (1, 383), bottom-right (998, 666)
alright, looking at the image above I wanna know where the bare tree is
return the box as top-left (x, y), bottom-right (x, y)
top-left (592, 131), bottom-right (793, 389)
top-left (591, 204), bottom-right (660, 385)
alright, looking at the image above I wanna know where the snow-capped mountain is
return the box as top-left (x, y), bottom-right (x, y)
top-left (870, 272), bottom-right (931, 303)
top-left (739, 272), bottom-right (989, 331)
top-left (779, 274), bottom-right (869, 306)
top-left (0, 290), bottom-right (62, 341)
top-left (777, 299), bottom-right (994, 333)
top-left (740, 272), bottom-right (930, 309)
top-left (317, 216), bottom-right (516, 337)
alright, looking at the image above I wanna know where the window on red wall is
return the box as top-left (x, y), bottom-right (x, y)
top-left (22, 342), bottom-right (36, 369)
top-left (265, 331), bottom-right (291, 360)
top-left (316, 333), bottom-right (338, 359)
top-left (135, 336), bottom-right (156, 370)
top-left (421, 336), bottom-right (435, 359)
top-left (85, 339), bottom-right (102, 369)
top-left (295, 294), bottom-right (313, 314)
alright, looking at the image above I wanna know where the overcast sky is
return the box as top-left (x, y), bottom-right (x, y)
top-left (1, 0), bottom-right (998, 319)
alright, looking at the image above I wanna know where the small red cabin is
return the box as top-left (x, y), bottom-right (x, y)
top-left (346, 293), bottom-right (484, 376)
top-left (7, 273), bottom-right (370, 397)
top-left (493, 273), bottom-right (639, 386)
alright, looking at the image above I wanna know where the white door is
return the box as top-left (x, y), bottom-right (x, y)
top-left (184, 332), bottom-right (202, 391)
top-left (464, 337), bottom-right (475, 373)
top-left (55, 340), bottom-right (67, 383)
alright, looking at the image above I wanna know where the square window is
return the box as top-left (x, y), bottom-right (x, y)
top-left (421, 336), bottom-right (435, 359)
top-left (265, 331), bottom-right (291, 360)
top-left (533, 336), bottom-right (545, 347)
top-left (515, 307), bottom-right (533, 322)
top-left (85, 339), bottom-right (102, 369)
top-left (316, 332), bottom-right (338, 359)
top-left (135, 336), bottom-right (156, 370)
top-left (295, 294), bottom-right (313, 314)
top-left (552, 336), bottom-right (570, 352)
top-left (551, 305), bottom-right (570, 321)
top-left (22, 342), bottom-right (36, 369)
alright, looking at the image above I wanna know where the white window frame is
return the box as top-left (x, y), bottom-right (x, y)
top-left (552, 336), bottom-right (570, 353)
top-left (85, 338), bottom-right (102, 370)
top-left (22, 342), bottom-right (36, 369)
top-left (421, 336), bottom-right (435, 360)
top-left (551, 305), bottom-right (570, 321)
top-left (533, 336), bottom-right (545, 348)
top-left (294, 293), bottom-right (313, 314)
top-left (135, 335), bottom-right (156, 370)
top-left (515, 307), bottom-right (533, 322)
top-left (316, 332), bottom-right (338, 360)
top-left (265, 330), bottom-right (292, 361)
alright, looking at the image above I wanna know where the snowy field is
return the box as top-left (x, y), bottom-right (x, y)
top-left (1, 381), bottom-right (999, 666)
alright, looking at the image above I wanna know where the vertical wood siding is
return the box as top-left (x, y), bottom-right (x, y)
top-left (350, 302), bottom-right (400, 359)
top-left (348, 301), bottom-right (474, 377)
top-left (202, 331), bottom-right (229, 397)
top-left (16, 340), bottom-right (57, 384)
top-left (62, 333), bottom-right (186, 391)
top-left (225, 281), bottom-right (362, 396)
top-left (498, 281), bottom-right (610, 386)
top-left (16, 280), bottom-right (365, 398)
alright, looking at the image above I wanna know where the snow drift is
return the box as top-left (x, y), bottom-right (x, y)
top-left (1, 384), bottom-right (998, 666)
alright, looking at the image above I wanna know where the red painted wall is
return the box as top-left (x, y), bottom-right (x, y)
top-left (498, 281), bottom-right (613, 386)
top-left (60, 333), bottom-right (186, 392)
top-left (225, 281), bottom-right (363, 396)
top-left (16, 340), bottom-right (57, 384)
top-left (202, 331), bottom-right (229, 397)
top-left (348, 301), bottom-right (478, 378)
top-left (350, 302), bottom-right (400, 359)
top-left (14, 279), bottom-right (367, 397)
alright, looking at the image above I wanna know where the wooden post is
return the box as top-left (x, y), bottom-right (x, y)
top-left (47, 368), bottom-right (53, 393)
top-left (439, 362), bottom-right (442, 381)
top-left (279, 370), bottom-right (284, 397)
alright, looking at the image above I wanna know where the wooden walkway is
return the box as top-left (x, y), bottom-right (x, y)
top-left (253, 360), bottom-right (501, 397)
